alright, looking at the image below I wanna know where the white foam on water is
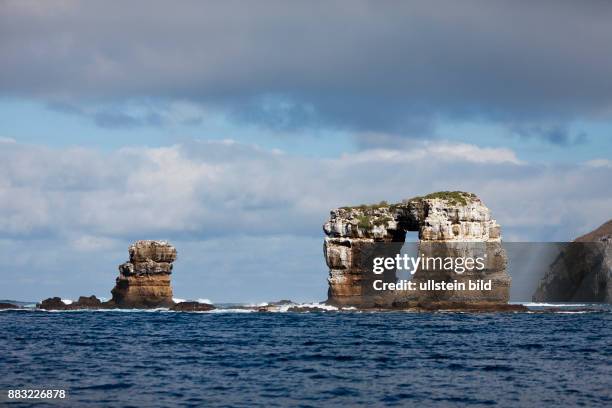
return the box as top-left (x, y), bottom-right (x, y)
top-left (273, 302), bottom-right (353, 312)
top-left (520, 302), bottom-right (588, 307)
top-left (209, 308), bottom-right (255, 313)
top-left (172, 298), bottom-right (186, 303)
top-left (197, 298), bottom-right (212, 304)
top-left (61, 299), bottom-right (73, 305)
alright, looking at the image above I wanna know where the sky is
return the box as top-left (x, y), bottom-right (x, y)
top-left (1, 0), bottom-right (611, 303)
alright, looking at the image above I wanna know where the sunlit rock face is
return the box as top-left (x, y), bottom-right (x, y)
top-left (533, 220), bottom-right (612, 303)
top-left (323, 192), bottom-right (510, 308)
top-left (110, 240), bottom-right (176, 308)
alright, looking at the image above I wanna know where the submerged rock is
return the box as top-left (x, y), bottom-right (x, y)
top-left (533, 220), bottom-right (612, 303)
top-left (323, 192), bottom-right (510, 308)
top-left (110, 240), bottom-right (176, 308)
top-left (171, 301), bottom-right (215, 311)
top-left (286, 306), bottom-right (334, 312)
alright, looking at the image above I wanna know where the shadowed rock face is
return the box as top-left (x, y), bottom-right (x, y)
top-left (110, 240), bottom-right (176, 308)
top-left (533, 220), bottom-right (612, 303)
top-left (323, 192), bottom-right (510, 308)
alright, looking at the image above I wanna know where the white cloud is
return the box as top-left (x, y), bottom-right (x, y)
top-left (2, 1), bottom-right (612, 132)
top-left (585, 158), bottom-right (612, 168)
top-left (0, 138), bottom-right (609, 241)
top-left (71, 235), bottom-right (119, 252)
top-left (342, 142), bottom-right (522, 165)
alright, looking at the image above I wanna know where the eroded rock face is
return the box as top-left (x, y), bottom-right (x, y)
top-left (323, 192), bottom-right (510, 308)
top-left (533, 220), bottom-right (612, 303)
top-left (110, 240), bottom-right (176, 308)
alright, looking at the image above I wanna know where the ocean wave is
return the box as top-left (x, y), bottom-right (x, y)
top-left (208, 308), bottom-right (256, 313)
top-left (519, 302), bottom-right (588, 307)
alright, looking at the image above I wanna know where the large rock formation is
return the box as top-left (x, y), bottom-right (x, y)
top-left (110, 240), bottom-right (176, 308)
top-left (533, 220), bottom-right (612, 303)
top-left (323, 192), bottom-right (511, 308)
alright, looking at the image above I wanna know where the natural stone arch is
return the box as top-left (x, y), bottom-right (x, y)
top-left (323, 192), bottom-right (510, 308)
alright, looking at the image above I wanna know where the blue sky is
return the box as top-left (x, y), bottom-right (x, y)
top-left (1, 1), bottom-right (611, 302)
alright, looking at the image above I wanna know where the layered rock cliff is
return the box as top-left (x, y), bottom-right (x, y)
top-left (533, 220), bottom-right (612, 303)
top-left (110, 240), bottom-right (176, 308)
top-left (323, 191), bottom-right (511, 308)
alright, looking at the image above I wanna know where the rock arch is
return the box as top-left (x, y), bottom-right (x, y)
top-left (323, 192), bottom-right (510, 308)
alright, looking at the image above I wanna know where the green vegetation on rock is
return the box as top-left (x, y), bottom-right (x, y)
top-left (356, 215), bottom-right (371, 229)
top-left (340, 192), bottom-right (476, 211)
top-left (410, 191), bottom-right (476, 206)
top-left (340, 200), bottom-right (391, 211)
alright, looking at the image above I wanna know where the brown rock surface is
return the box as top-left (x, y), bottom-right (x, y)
top-left (110, 240), bottom-right (176, 308)
top-left (323, 192), bottom-right (511, 308)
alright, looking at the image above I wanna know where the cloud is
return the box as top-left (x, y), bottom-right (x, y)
top-left (585, 159), bottom-right (612, 168)
top-left (2, 0), bottom-right (612, 135)
top-left (0, 138), bottom-right (608, 241)
top-left (343, 142), bottom-right (522, 165)
top-left (510, 124), bottom-right (589, 146)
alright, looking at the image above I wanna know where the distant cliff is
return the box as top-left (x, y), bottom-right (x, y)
top-left (533, 220), bottom-right (612, 303)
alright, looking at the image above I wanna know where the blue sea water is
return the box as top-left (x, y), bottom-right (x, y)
top-left (1, 308), bottom-right (611, 407)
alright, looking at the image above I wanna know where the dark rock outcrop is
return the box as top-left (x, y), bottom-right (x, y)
top-left (323, 192), bottom-right (511, 308)
top-left (0, 302), bottom-right (20, 309)
top-left (37, 297), bottom-right (68, 310)
top-left (286, 306), bottom-right (332, 312)
top-left (170, 301), bottom-right (215, 311)
top-left (37, 296), bottom-right (105, 310)
top-left (110, 240), bottom-right (176, 308)
top-left (533, 220), bottom-right (612, 303)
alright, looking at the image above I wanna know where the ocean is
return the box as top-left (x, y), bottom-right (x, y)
top-left (1, 306), bottom-right (611, 407)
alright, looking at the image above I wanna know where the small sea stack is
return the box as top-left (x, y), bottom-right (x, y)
top-left (109, 240), bottom-right (177, 308)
